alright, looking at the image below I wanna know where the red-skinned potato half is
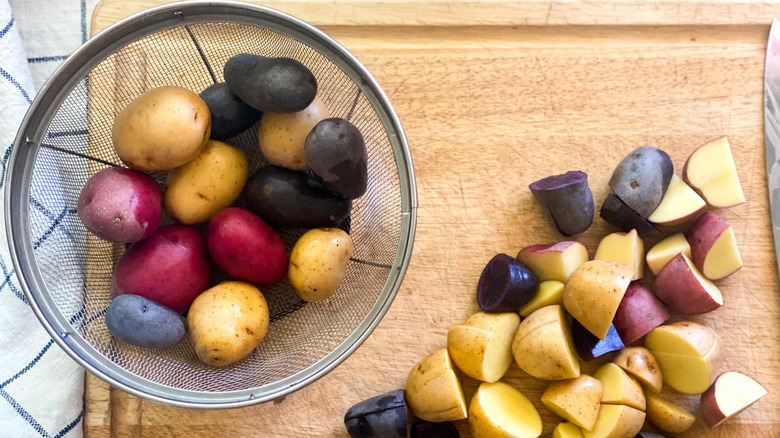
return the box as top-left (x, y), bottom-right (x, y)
top-left (700, 371), bottom-right (767, 429)
top-left (654, 253), bottom-right (723, 315)
top-left (686, 212), bottom-right (743, 280)
top-left (612, 281), bottom-right (670, 344)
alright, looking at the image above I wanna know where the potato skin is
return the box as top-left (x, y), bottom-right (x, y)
top-left (258, 98), bottom-right (330, 170)
top-left (608, 146), bottom-right (673, 218)
top-left (289, 228), bottom-right (354, 302)
top-left (105, 294), bottom-right (186, 349)
top-left (77, 167), bottom-right (162, 243)
top-left (199, 82), bottom-right (261, 140)
top-left (112, 86), bottom-right (211, 171)
top-left (224, 54), bottom-right (317, 113)
top-left (165, 140), bottom-right (248, 224)
top-left (187, 281), bottom-right (269, 367)
top-left (304, 118), bottom-right (368, 199)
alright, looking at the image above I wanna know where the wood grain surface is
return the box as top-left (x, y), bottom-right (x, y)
top-left (86, 1), bottom-right (780, 437)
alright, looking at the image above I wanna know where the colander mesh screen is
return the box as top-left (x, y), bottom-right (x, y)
top-left (27, 22), bottom-right (402, 392)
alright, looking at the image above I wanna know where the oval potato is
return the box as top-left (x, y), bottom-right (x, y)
top-left (405, 348), bottom-right (467, 423)
top-left (612, 347), bottom-right (663, 393)
top-left (258, 97), bottom-right (330, 170)
top-left (646, 393), bottom-right (695, 434)
top-left (289, 228), bottom-right (354, 302)
top-left (165, 140), bottom-right (248, 224)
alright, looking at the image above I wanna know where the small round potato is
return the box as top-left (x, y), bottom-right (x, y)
top-left (289, 228), bottom-right (354, 302)
top-left (258, 98), bottom-right (330, 170)
top-left (165, 140), bottom-right (248, 224)
top-left (112, 85), bottom-right (211, 171)
top-left (187, 281), bottom-right (269, 367)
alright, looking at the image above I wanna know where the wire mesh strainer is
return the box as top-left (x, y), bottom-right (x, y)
top-left (5, 1), bottom-right (416, 408)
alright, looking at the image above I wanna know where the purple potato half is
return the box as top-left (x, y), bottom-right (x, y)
top-left (477, 254), bottom-right (538, 312)
top-left (529, 170), bottom-right (594, 236)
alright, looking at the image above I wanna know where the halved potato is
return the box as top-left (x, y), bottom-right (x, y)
top-left (541, 374), bottom-right (602, 430)
top-left (512, 305), bottom-right (580, 380)
top-left (582, 404), bottom-right (645, 438)
top-left (646, 393), bottom-right (695, 434)
top-left (468, 382), bottom-right (542, 438)
top-left (612, 347), bottom-right (663, 393)
top-left (405, 348), bottom-right (467, 422)
top-left (447, 312), bottom-right (520, 382)
top-left (594, 363), bottom-right (646, 411)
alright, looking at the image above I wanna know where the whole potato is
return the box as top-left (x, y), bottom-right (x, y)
top-left (77, 167), bottom-right (162, 243)
top-left (187, 281), bottom-right (269, 367)
top-left (111, 225), bottom-right (211, 313)
top-left (199, 82), bottom-right (261, 140)
top-left (112, 85), bottom-right (211, 171)
top-left (258, 98), bottom-right (330, 170)
top-left (224, 53), bottom-right (317, 113)
top-left (165, 140), bottom-right (248, 224)
top-left (105, 294), bottom-right (186, 349)
top-left (289, 228), bottom-right (354, 302)
top-left (304, 117), bottom-right (367, 199)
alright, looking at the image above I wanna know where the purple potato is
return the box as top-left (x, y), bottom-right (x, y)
top-left (529, 171), bottom-right (594, 236)
top-left (304, 118), bottom-right (368, 200)
top-left (477, 254), bottom-right (538, 312)
top-left (608, 147), bottom-right (673, 218)
top-left (344, 389), bottom-right (407, 438)
top-left (199, 82), bottom-right (261, 140)
top-left (572, 319), bottom-right (625, 361)
top-left (224, 53), bottom-right (316, 113)
top-left (411, 421), bottom-right (460, 438)
top-left (636, 433), bottom-right (669, 438)
top-left (105, 294), bottom-right (185, 349)
top-left (600, 193), bottom-right (660, 238)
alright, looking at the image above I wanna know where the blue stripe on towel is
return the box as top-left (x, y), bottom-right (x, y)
top-left (0, 260), bottom-right (27, 305)
top-left (27, 55), bottom-right (69, 64)
top-left (0, 65), bottom-right (32, 103)
top-left (0, 387), bottom-right (50, 437)
top-left (32, 207), bottom-right (68, 250)
top-left (0, 341), bottom-right (54, 389)
top-left (0, 17), bottom-right (14, 41)
top-left (80, 0), bottom-right (87, 43)
top-left (53, 409), bottom-right (83, 438)
top-left (45, 129), bottom-right (88, 139)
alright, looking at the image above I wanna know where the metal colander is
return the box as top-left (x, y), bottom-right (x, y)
top-left (5, 1), bottom-right (416, 408)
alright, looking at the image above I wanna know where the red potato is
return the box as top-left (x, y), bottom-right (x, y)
top-left (77, 167), bottom-right (162, 243)
top-left (111, 225), bottom-right (211, 313)
top-left (207, 207), bottom-right (288, 285)
top-left (647, 174), bottom-right (706, 227)
top-left (686, 212), bottom-right (743, 280)
top-left (654, 253), bottom-right (723, 315)
top-left (612, 281), bottom-right (670, 344)
top-left (516, 241), bottom-right (589, 283)
top-left (700, 371), bottom-right (768, 429)
top-left (683, 136), bottom-right (745, 208)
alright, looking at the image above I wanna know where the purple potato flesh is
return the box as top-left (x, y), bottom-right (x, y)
top-left (572, 319), bottom-right (625, 361)
top-left (529, 170), bottom-right (594, 236)
top-left (477, 254), bottom-right (538, 312)
top-left (600, 193), bottom-right (660, 238)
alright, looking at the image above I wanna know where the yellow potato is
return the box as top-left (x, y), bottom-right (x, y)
top-left (594, 363), bottom-right (646, 411)
top-left (541, 375), bottom-right (603, 430)
top-left (646, 393), bottom-right (695, 434)
top-left (258, 97), bottom-right (330, 170)
top-left (405, 348), bottom-right (467, 422)
top-left (289, 228), bottom-right (354, 302)
top-left (553, 423), bottom-right (584, 438)
top-left (645, 321), bottom-right (724, 394)
top-left (563, 260), bottom-right (633, 339)
top-left (447, 312), bottom-right (520, 382)
top-left (582, 404), bottom-right (645, 438)
top-left (469, 382), bottom-right (542, 438)
top-left (612, 347), bottom-right (663, 393)
top-left (113, 85), bottom-right (210, 171)
top-left (187, 281), bottom-right (269, 367)
top-left (164, 140), bottom-right (248, 224)
top-left (511, 305), bottom-right (580, 380)
top-left (518, 280), bottom-right (565, 317)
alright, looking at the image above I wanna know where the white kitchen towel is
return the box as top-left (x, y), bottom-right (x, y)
top-left (0, 1), bottom-right (98, 437)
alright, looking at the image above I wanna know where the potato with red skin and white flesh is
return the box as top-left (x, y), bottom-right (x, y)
top-left (686, 211), bottom-right (743, 280)
top-left (612, 347), bottom-right (663, 393)
top-left (476, 254), bottom-right (538, 312)
top-left (612, 281), bottom-right (670, 345)
top-left (552, 423), bottom-right (583, 438)
top-left (111, 225), bottom-right (210, 314)
top-left (516, 241), bottom-right (589, 283)
top-left (447, 312), bottom-right (520, 382)
top-left (608, 146), bottom-right (674, 218)
top-left (77, 167), bottom-right (162, 243)
top-left (645, 393), bottom-right (695, 434)
top-left (563, 260), bottom-right (634, 339)
top-left (469, 382), bottom-right (542, 438)
top-left (519, 280), bottom-right (565, 317)
top-left (541, 374), bottom-right (603, 430)
top-left (599, 193), bottom-right (661, 237)
top-left (647, 174), bottom-right (706, 226)
top-left (683, 136), bottom-right (745, 207)
top-left (594, 363), bottom-right (646, 411)
top-left (529, 171), bottom-right (594, 236)
top-left (645, 233), bottom-right (691, 275)
top-left (512, 305), bottom-right (580, 380)
top-left (582, 404), bottom-right (645, 438)
top-left (593, 229), bottom-right (644, 280)
top-left (700, 371), bottom-right (768, 429)
top-left (571, 320), bottom-right (624, 361)
top-left (654, 253), bottom-right (723, 315)
top-left (405, 348), bottom-right (467, 423)
top-left (207, 207), bottom-right (288, 286)
top-left (258, 97), bottom-right (330, 170)
top-left (645, 321), bottom-right (724, 394)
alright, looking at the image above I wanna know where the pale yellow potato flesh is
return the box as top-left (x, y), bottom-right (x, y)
top-left (645, 232), bottom-right (691, 275)
top-left (519, 280), bottom-right (565, 317)
top-left (405, 348), bottom-right (468, 422)
top-left (581, 404), bottom-right (645, 438)
top-left (594, 363), bottom-right (646, 411)
top-left (563, 260), bottom-right (633, 339)
top-left (646, 393), bottom-right (695, 434)
top-left (647, 174), bottom-right (706, 225)
top-left (593, 229), bottom-right (644, 279)
top-left (516, 241), bottom-right (590, 283)
top-left (612, 347), bottom-right (663, 393)
top-left (512, 305), bottom-right (580, 380)
top-left (702, 225), bottom-right (743, 280)
top-left (553, 422), bottom-right (584, 438)
top-left (447, 312), bottom-right (520, 382)
top-left (468, 382), bottom-right (542, 438)
top-left (683, 136), bottom-right (745, 207)
top-left (541, 374), bottom-right (603, 430)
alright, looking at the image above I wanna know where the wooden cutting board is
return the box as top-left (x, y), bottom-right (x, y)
top-left (86, 1), bottom-right (780, 436)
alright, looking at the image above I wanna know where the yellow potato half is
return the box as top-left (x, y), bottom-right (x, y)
top-left (512, 305), bottom-right (580, 380)
top-left (541, 375), bottom-right (603, 430)
top-left (469, 382), bottom-right (542, 438)
top-left (612, 347), bottom-right (663, 393)
top-left (593, 363), bottom-right (646, 411)
top-left (553, 423), bottom-right (584, 438)
top-left (447, 312), bottom-right (520, 382)
top-left (405, 348), bottom-right (467, 422)
top-left (582, 404), bottom-right (645, 438)
top-left (563, 260), bottom-right (633, 339)
top-left (646, 393), bottom-right (695, 434)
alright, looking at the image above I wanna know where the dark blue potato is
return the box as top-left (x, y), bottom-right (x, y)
top-left (243, 166), bottom-right (351, 228)
top-left (477, 254), bottom-right (538, 312)
top-left (608, 146), bottom-right (673, 218)
top-left (411, 421), bottom-right (460, 438)
top-left (636, 433), bottom-right (669, 438)
top-left (304, 118), bottom-right (368, 199)
top-left (224, 53), bottom-right (317, 113)
top-left (571, 320), bottom-right (624, 361)
top-left (344, 389), bottom-right (407, 438)
top-left (199, 82), bottom-right (261, 140)
top-left (528, 171), bottom-right (594, 236)
top-left (105, 294), bottom-right (186, 349)
top-left (600, 193), bottom-right (660, 238)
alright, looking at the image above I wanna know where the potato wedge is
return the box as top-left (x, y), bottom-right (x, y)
top-left (468, 382), bottom-right (542, 438)
top-left (594, 363), bottom-right (646, 411)
top-left (612, 347), bottom-right (663, 393)
top-left (541, 375), bottom-right (602, 430)
top-left (405, 349), bottom-right (467, 422)
top-left (582, 404), bottom-right (645, 438)
top-left (512, 305), bottom-right (580, 380)
top-left (519, 280), bottom-right (565, 317)
top-left (646, 393), bottom-right (695, 434)
top-left (553, 423), bottom-right (584, 438)
top-left (447, 312), bottom-right (520, 382)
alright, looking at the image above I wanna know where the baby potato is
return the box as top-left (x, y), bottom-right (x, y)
top-left (165, 140), bottom-right (248, 224)
top-left (187, 281), bottom-right (269, 367)
top-left (112, 85), bottom-right (211, 171)
top-left (289, 228), bottom-right (354, 302)
top-left (258, 98), bottom-right (330, 170)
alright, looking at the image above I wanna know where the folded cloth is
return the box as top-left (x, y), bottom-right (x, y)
top-left (0, 1), bottom-right (98, 437)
